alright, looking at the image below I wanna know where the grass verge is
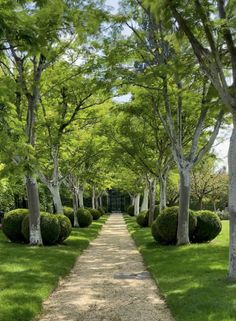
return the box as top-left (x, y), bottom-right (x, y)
top-left (124, 215), bottom-right (236, 321)
top-left (0, 216), bottom-right (107, 321)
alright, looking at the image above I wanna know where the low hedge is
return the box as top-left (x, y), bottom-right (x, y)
top-left (151, 206), bottom-right (197, 245)
top-left (2, 209), bottom-right (29, 243)
top-left (22, 213), bottom-right (60, 245)
top-left (192, 210), bottom-right (222, 243)
top-left (77, 208), bottom-right (93, 228)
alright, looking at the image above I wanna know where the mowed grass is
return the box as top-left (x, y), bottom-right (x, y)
top-left (0, 216), bottom-right (107, 321)
top-left (124, 215), bottom-right (236, 321)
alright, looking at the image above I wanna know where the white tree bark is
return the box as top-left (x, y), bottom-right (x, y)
top-left (134, 194), bottom-right (140, 215)
top-left (228, 120), bottom-right (236, 280)
top-left (141, 185), bottom-right (149, 212)
top-left (73, 192), bottom-right (79, 227)
top-left (92, 186), bottom-right (96, 209)
top-left (99, 196), bottom-right (103, 208)
top-left (49, 184), bottom-right (63, 214)
top-left (148, 177), bottom-right (157, 226)
top-left (25, 176), bottom-right (42, 245)
top-left (177, 166), bottom-right (191, 245)
top-left (130, 194), bottom-right (135, 206)
top-left (78, 185), bottom-right (84, 208)
top-left (159, 173), bottom-right (167, 213)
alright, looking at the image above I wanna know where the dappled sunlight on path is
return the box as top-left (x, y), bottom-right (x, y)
top-left (38, 214), bottom-right (175, 321)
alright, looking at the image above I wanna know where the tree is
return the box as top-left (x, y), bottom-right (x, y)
top-left (191, 159), bottom-right (228, 211)
top-left (113, 0), bottom-right (224, 243)
top-left (0, 0), bottom-right (69, 244)
top-left (145, 0), bottom-right (236, 280)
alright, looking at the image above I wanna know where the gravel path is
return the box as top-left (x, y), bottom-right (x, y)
top-left (38, 214), bottom-right (175, 321)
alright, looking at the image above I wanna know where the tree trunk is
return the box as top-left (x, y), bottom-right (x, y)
top-left (99, 196), bottom-right (103, 208)
top-left (49, 184), bottom-right (63, 214)
top-left (177, 168), bottom-right (191, 245)
top-left (159, 173), bottom-right (167, 213)
top-left (228, 119), bottom-right (236, 280)
top-left (213, 201), bottom-right (216, 212)
top-left (134, 194), bottom-right (140, 215)
top-left (148, 178), bottom-right (157, 226)
top-left (141, 185), bottom-right (149, 211)
top-left (130, 194), bottom-right (135, 206)
top-left (92, 186), bottom-right (96, 209)
top-left (73, 192), bottom-right (79, 227)
top-left (25, 176), bottom-right (42, 245)
top-left (199, 197), bottom-right (203, 210)
top-left (78, 185), bottom-right (84, 208)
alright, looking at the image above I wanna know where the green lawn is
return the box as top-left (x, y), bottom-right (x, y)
top-left (124, 215), bottom-right (236, 321)
top-left (0, 216), bottom-right (107, 321)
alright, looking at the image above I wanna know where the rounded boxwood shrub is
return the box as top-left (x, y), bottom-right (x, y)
top-left (127, 205), bottom-right (135, 216)
top-left (192, 210), bottom-right (222, 243)
top-left (63, 206), bottom-right (74, 226)
top-left (89, 208), bottom-right (101, 220)
top-left (97, 207), bottom-right (105, 215)
top-left (77, 208), bottom-right (93, 227)
top-left (57, 214), bottom-right (72, 244)
top-left (136, 211), bottom-right (149, 227)
top-left (22, 213), bottom-right (60, 245)
top-left (151, 206), bottom-right (197, 245)
top-left (151, 219), bottom-right (166, 244)
top-left (2, 209), bottom-right (28, 243)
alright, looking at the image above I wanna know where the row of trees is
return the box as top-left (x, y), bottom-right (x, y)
top-left (0, 0), bottom-right (234, 280)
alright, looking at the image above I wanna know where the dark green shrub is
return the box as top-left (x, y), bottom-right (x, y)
top-left (97, 207), bottom-right (105, 215)
top-left (127, 205), bottom-right (135, 216)
top-left (2, 209), bottom-right (28, 243)
top-left (57, 215), bottom-right (72, 243)
top-left (192, 210), bottom-right (222, 243)
top-left (89, 208), bottom-right (101, 220)
top-left (136, 211), bottom-right (148, 227)
top-left (151, 206), bottom-right (197, 245)
top-left (63, 206), bottom-right (74, 226)
top-left (77, 208), bottom-right (93, 227)
top-left (22, 213), bottom-right (60, 245)
top-left (151, 220), bottom-right (166, 244)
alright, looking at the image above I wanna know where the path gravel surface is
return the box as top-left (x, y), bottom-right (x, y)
top-left (37, 214), bottom-right (176, 321)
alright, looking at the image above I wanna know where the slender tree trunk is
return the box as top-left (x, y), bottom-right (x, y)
top-left (148, 178), bottom-right (157, 226)
top-left (141, 185), bottom-right (149, 211)
top-left (92, 186), bottom-right (96, 209)
top-left (99, 196), bottom-right (103, 208)
top-left (72, 192), bottom-right (79, 227)
top-left (78, 185), bottom-right (84, 208)
top-left (130, 194), bottom-right (135, 206)
top-left (134, 194), bottom-right (140, 215)
top-left (159, 173), bottom-right (167, 213)
top-left (25, 176), bottom-right (42, 245)
top-left (228, 119), bottom-right (236, 280)
top-left (213, 201), bottom-right (216, 212)
top-left (177, 168), bottom-right (191, 245)
top-left (199, 197), bottom-right (203, 210)
top-left (49, 184), bottom-right (63, 214)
